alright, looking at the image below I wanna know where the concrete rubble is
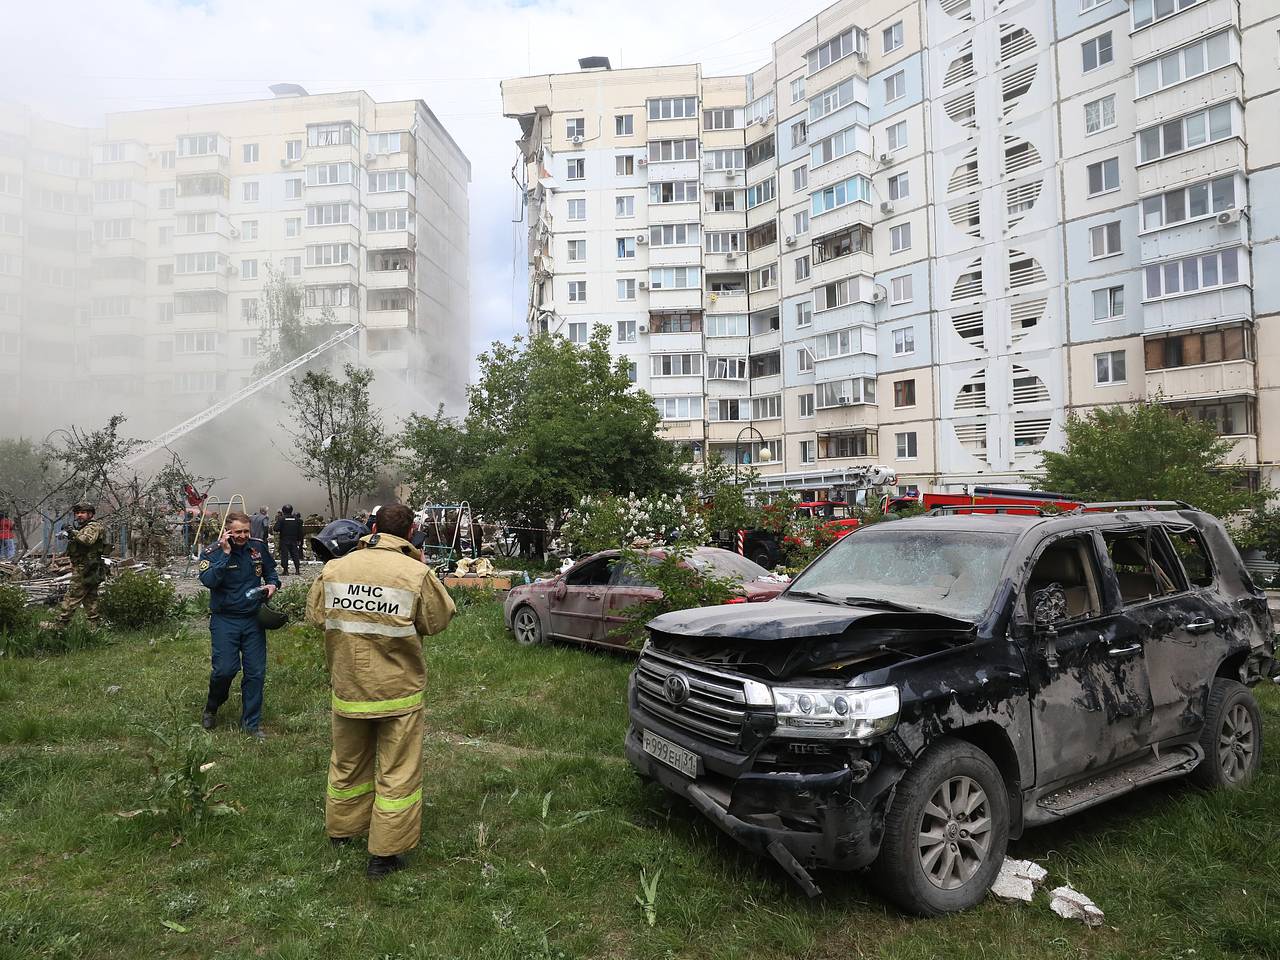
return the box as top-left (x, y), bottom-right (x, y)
top-left (991, 857), bottom-right (1048, 902)
top-left (1049, 885), bottom-right (1105, 926)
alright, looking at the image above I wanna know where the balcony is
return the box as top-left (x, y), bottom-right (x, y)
top-left (702, 168), bottom-right (745, 191)
top-left (303, 262), bottom-right (359, 287)
top-left (366, 308), bottom-right (412, 330)
top-left (648, 287), bottom-right (702, 310)
top-left (1131, 0), bottom-right (1237, 63)
top-left (657, 419), bottom-right (706, 442)
top-left (1137, 139), bottom-right (1245, 196)
top-left (647, 245), bottom-right (698, 268)
top-left (304, 142), bottom-right (362, 166)
top-left (367, 268), bottom-right (412, 290)
top-left (809, 200), bottom-right (872, 237)
top-left (175, 190), bottom-right (229, 215)
top-left (92, 237), bottom-right (146, 260)
top-left (811, 251), bottom-right (874, 288)
top-left (1134, 68), bottom-right (1242, 130)
top-left (645, 159), bottom-right (700, 183)
top-left (1145, 358), bottom-right (1254, 401)
top-left (706, 288), bottom-right (747, 313)
top-left (814, 403), bottom-right (877, 433)
top-left (648, 201), bottom-right (700, 226)
top-left (745, 198), bottom-right (778, 230)
top-left (367, 228), bottom-right (415, 251)
top-left (175, 152), bottom-right (229, 176)
top-left (749, 327), bottom-right (781, 353)
top-left (172, 270), bottom-right (228, 295)
top-left (304, 182), bottom-right (361, 206)
top-left (303, 303), bottom-right (359, 327)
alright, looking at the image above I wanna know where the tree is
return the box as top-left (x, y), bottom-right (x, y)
top-left (398, 329), bottom-right (688, 549)
top-left (254, 264), bottom-right (340, 376)
top-left (0, 437), bottom-right (60, 551)
top-left (282, 364), bottom-right (388, 517)
top-left (1037, 401), bottom-right (1265, 518)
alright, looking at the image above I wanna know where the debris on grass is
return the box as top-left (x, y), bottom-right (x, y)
top-left (1049, 885), bottom-right (1105, 926)
top-left (991, 857), bottom-right (1048, 902)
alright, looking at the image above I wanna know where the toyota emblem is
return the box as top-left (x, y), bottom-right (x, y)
top-left (663, 672), bottom-right (691, 706)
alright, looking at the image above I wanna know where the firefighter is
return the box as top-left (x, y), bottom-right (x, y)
top-left (52, 502), bottom-right (110, 628)
top-left (305, 503), bottom-right (455, 878)
top-left (198, 511), bottom-right (280, 738)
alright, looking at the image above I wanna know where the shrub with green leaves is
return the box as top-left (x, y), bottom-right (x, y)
top-left (269, 579), bottom-right (312, 622)
top-left (0, 583), bottom-right (30, 634)
top-left (99, 570), bottom-right (177, 629)
top-left (615, 546), bottom-right (743, 647)
top-left (559, 492), bottom-right (708, 556)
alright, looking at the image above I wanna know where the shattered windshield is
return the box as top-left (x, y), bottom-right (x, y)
top-left (786, 527), bottom-right (1013, 621)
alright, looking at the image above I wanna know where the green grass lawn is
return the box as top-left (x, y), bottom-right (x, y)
top-left (1, 600), bottom-right (1277, 960)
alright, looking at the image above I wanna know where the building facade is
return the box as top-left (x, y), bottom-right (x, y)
top-left (502, 0), bottom-right (1280, 495)
top-left (0, 88), bottom-right (471, 438)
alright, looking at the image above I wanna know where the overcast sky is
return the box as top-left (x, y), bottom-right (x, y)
top-left (3, 0), bottom-right (834, 371)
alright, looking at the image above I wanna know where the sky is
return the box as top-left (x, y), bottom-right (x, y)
top-left (3, 0), bottom-right (836, 372)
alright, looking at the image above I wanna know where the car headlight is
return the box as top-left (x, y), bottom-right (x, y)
top-left (772, 685), bottom-right (900, 740)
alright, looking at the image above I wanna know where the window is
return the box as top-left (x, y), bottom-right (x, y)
top-left (1168, 527), bottom-right (1214, 587)
top-left (286, 139), bottom-right (302, 162)
top-left (810, 125), bottom-right (862, 167)
top-left (808, 28), bottom-right (863, 75)
top-left (1087, 157), bottom-right (1120, 196)
top-left (706, 315), bottom-right (749, 337)
top-left (710, 189), bottom-right (742, 212)
top-left (651, 353), bottom-right (703, 377)
top-left (747, 92), bottom-right (776, 125)
top-left (887, 120), bottom-right (908, 152)
top-left (754, 264), bottom-right (778, 290)
top-left (703, 108), bottom-right (741, 131)
top-left (566, 118), bottom-right (585, 139)
top-left (616, 236), bottom-right (636, 259)
top-left (791, 120), bottom-right (808, 148)
top-left (795, 256), bottom-right (811, 281)
top-left (307, 162), bottom-right (355, 185)
top-left (158, 187), bottom-right (175, 209)
top-left (794, 210), bottom-right (809, 235)
top-left (242, 182), bottom-right (260, 202)
top-left (794, 301), bottom-right (813, 328)
top-left (705, 231), bottom-right (744, 253)
top-left (242, 143), bottom-right (259, 163)
top-left (1133, 0), bottom-right (1208, 31)
top-left (884, 71), bottom-right (906, 103)
top-left (648, 138), bottom-right (699, 162)
top-left (891, 275), bottom-right (913, 304)
top-left (791, 77), bottom-right (806, 103)
top-left (305, 243), bottom-right (351, 266)
top-left (752, 395), bottom-right (782, 421)
top-left (177, 134), bottom-right (221, 156)
top-left (567, 321), bottom-right (588, 343)
top-left (175, 251), bottom-right (223, 274)
top-left (283, 256), bottom-right (301, 276)
top-left (647, 97), bottom-right (698, 121)
top-left (1082, 32), bottom-right (1114, 72)
top-left (1081, 0), bottom-right (1106, 9)
top-left (750, 351), bottom-right (782, 378)
top-left (615, 114), bottom-right (634, 136)
top-left (746, 177), bottom-right (776, 209)
top-left (240, 259), bottom-right (257, 280)
top-left (650, 223), bottom-right (699, 246)
top-left (1089, 221), bottom-right (1122, 259)
top-left (707, 357), bottom-right (748, 381)
top-left (814, 278), bottom-right (855, 311)
top-left (241, 220), bottom-right (259, 240)
top-left (790, 166), bottom-right (809, 194)
top-left (896, 432), bottom-right (918, 459)
top-left (1084, 95), bottom-right (1116, 135)
top-left (160, 150), bottom-right (176, 168)
top-left (1142, 247), bottom-right (1241, 300)
top-left (285, 217), bottom-right (301, 238)
top-left (650, 181), bottom-right (699, 203)
top-left (368, 170), bottom-right (408, 193)
top-left (308, 202), bottom-right (353, 226)
top-left (615, 155), bottom-right (634, 177)
top-left (1140, 175), bottom-right (1235, 230)
top-left (368, 209), bottom-right (409, 232)
top-left (816, 329), bottom-right (858, 360)
top-left (745, 135), bottom-right (776, 167)
top-left (811, 175), bottom-right (871, 215)
top-left (1146, 325), bottom-right (1251, 370)
top-left (566, 158), bottom-right (585, 180)
top-left (705, 148), bottom-right (746, 171)
top-left (617, 279), bottom-right (636, 301)
top-left (654, 396), bottom-right (702, 420)
top-left (567, 198), bottom-right (586, 220)
top-left (893, 379), bottom-right (916, 408)
top-left (1095, 349), bottom-right (1126, 384)
top-left (241, 298), bottom-right (259, 323)
top-left (616, 319), bottom-right (637, 343)
top-left (708, 399), bottom-right (746, 422)
top-left (567, 280), bottom-right (587, 302)
top-left (158, 264), bottom-right (173, 285)
top-left (285, 178), bottom-right (302, 199)
top-left (1136, 31), bottom-right (1232, 96)
top-left (1093, 285), bottom-right (1125, 321)
top-left (888, 172), bottom-right (909, 201)
top-left (884, 21), bottom-right (904, 53)
top-left (801, 439), bottom-right (816, 463)
top-left (890, 222), bottom-right (912, 253)
top-left (796, 392), bottom-right (815, 419)
top-left (615, 195), bottom-right (636, 218)
top-left (307, 122), bottom-right (356, 147)
top-left (567, 239), bottom-right (586, 262)
top-left (893, 327), bottom-right (915, 355)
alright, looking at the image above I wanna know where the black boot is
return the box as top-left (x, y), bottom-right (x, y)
top-left (201, 709), bottom-right (217, 730)
top-left (366, 854), bottom-right (405, 879)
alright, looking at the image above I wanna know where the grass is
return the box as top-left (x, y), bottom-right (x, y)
top-left (0, 600), bottom-right (1277, 960)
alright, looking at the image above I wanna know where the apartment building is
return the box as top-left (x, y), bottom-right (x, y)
top-left (0, 87), bottom-right (471, 438)
top-left (502, 0), bottom-right (1280, 495)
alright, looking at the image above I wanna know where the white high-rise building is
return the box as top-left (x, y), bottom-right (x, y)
top-left (503, 0), bottom-right (1280, 496)
top-left (0, 87), bottom-right (471, 438)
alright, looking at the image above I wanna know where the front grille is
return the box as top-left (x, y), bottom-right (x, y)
top-left (636, 647), bottom-right (763, 747)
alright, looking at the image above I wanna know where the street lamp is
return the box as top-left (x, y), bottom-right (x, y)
top-left (734, 425), bottom-right (773, 484)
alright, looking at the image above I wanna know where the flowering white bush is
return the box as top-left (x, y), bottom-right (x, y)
top-left (558, 492), bottom-right (708, 556)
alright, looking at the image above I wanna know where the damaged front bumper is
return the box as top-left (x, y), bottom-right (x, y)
top-left (625, 722), bottom-right (895, 892)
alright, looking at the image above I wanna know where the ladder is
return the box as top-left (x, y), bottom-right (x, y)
top-left (124, 323), bottom-right (362, 468)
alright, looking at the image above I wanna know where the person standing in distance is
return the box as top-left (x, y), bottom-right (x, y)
top-left (276, 505), bottom-right (304, 576)
top-left (250, 505), bottom-right (270, 542)
top-left (52, 502), bottom-right (109, 628)
top-left (305, 502), bottom-right (455, 878)
top-left (198, 511), bottom-right (280, 739)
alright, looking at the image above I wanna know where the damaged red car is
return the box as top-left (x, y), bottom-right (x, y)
top-left (504, 546), bottom-right (786, 650)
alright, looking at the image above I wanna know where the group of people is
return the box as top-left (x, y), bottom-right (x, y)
top-left (247, 505), bottom-right (306, 575)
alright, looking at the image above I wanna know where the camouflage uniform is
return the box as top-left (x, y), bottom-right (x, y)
top-left (145, 513), bottom-right (171, 565)
top-left (57, 518), bottom-right (110, 626)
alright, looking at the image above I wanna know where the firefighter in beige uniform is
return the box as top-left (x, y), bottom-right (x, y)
top-left (305, 503), bottom-right (455, 878)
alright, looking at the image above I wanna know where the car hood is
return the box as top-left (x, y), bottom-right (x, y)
top-left (648, 597), bottom-right (974, 640)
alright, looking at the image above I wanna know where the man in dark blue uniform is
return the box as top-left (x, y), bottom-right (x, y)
top-left (198, 510), bottom-right (280, 739)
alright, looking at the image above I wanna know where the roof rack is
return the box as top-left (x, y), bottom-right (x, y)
top-left (1078, 500), bottom-right (1191, 512)
top-left (927, 502), bottom-right (1059, 517)
top-left (971, 485), bottom-right (1080, 503)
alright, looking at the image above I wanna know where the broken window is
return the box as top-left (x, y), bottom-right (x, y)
top-left (1103, 529), bottom-right (1186, 603)
top-left (1165, 526), bottom-right (1214, 588)
top-left (1025, 536), bottom-right (1103, 621)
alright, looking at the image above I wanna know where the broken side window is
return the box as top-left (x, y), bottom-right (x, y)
top-left (1102, 529), bottom-right (1187, 603)
top-left (1164, 525), bottom-right (1215, 588)
top-left (1025, 535), bottom-right (1103, 621)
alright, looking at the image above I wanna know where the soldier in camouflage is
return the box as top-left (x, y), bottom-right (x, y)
top-left (54, 502), bottom-right (110, 628)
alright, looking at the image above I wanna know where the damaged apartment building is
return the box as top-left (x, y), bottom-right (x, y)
top-left (0, 87), bottom-right (471, 437)
top-left (502, 0), bottom-right (1280, 494)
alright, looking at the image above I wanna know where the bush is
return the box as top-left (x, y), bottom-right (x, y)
top-left (0, 584), bottom-right (30, 634)
top-left (616, 546), bottom-right (743, 648)
top-left (0, 617), bottom-right (102, 659)
top-left (99, 570), bottom-right (178, 629)
top-left (177, 590), bottom-right (210, 619)
top-left (270, 579), bottom-right (312, 622)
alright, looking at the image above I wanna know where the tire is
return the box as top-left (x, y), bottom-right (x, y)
top-left (511, 605), bottom-right (546, 646)
top-left (872, 738), bottom-right (1010, 916)
top-left (747, 544), bottom-right (774, 569)
top-left (1190, 678), bottom-right (1262, 790)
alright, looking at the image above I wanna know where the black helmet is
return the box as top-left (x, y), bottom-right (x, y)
top-left (257, 603), bottom-right (289, 630)
top-left (282, 504), bottom-right (294, 515)
top-left (310, 518), bottom-right (369, 562)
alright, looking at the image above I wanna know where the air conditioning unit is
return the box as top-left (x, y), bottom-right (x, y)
top-left (226, 263), bottom-right (238, 276)
top-left (725, 251), bottom-right (738, 261)
top-left (837, 395), bottom-right (852, 405)
top-left (636, 233), bottom-right (648, 244)
top-left (365, 152), bottom-right (376, 161)
top-left (229, 226), bottom-right (240, 239)
top-left (880, 201), bottom-right (895, 214)
top-left (638, 280), bottom-right (649, 290)
top-left (571, 135), bottom-right (584, 145)
top-left (872, 288), bottom-right (886, 303)
top-left (637, 157), bottom-right (648, 166)
top-left (785, 235), bottom-right (797, 246)
top-left (856, 51), bottom-right (869, 64)
top-left (725, 169), bottom-right (738, 180)
top-left (1217, 209), bottom-right (1243, 226)
top-left (637, 323), bottom-right (649, 334)
top-left (879, 152), bottom-right (892, 165)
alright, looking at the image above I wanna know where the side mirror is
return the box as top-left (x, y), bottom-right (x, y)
top-left (1031, 583), bottom-right (1067, 668)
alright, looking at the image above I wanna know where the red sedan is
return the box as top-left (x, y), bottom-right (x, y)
top-left (503, 546), bottom-right (786, 650)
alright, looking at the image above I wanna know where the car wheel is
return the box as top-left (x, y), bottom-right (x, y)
top-left (747, 545), bottom-right (773, 569)
top-left (1191, 678), bottom-right (1262, 790)
top-left (872, 738), bottom-right (1009, 916)
top-left (512, 606), bottom-right (546, 646)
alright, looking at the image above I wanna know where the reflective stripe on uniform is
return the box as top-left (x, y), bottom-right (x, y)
top-left (327, 780), bottom-right (375, 800)
top-left (374, 788), bottom-right (422, 812)
top-left (323, 617), bottom-right (418, 638)
top-left (331, 690), bottom-right (424, 714)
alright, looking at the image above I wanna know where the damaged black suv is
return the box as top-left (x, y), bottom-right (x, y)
top-left (625, 504), bottom-right (1276, 914)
